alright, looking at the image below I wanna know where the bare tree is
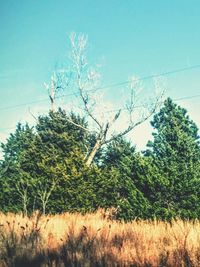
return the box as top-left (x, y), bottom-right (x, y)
top-left (36, 178), bottom-right (57, 215)
top-left (16, 179), bottom-right (30, 216)
top-left (44, 69), bottom-right (71, 112)
top-left (48, 33), bottom-right (164, 166)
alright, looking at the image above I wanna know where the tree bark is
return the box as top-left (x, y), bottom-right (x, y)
top-left (86, 139), bottom-right (102, 167)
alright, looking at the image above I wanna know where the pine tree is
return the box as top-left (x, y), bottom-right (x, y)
top-left (100, 137), bottom-right (151, 220)
top-left (0, 110), bottom-right (98, 214)
top-left (144, 98), bottom-right (200, 219)
top-left (20, 109), bottom-right (97, 213)
top-left (0, 123), bottom-right (35, 213)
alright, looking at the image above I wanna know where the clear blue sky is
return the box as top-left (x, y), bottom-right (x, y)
top-left (0, 0), bottom-right (200, 150)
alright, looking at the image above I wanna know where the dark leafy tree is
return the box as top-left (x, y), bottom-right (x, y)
top-left (20, 109), bottom-right (98, 213)
top-left (99, 138), bottom-right (151, 220)
top-left (0, 110), bottom-right (96, 213)
top-left (0, 123), bottom-right (36, 213)
top-left (143, 98), bottom-right (200, 219)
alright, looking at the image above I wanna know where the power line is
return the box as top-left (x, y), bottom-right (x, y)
top-left (173, 94), bottom-right (200, 101)
top-left (104, 93), bottom-right (200, 114)
top-left (0, 93), bottom-right (200, 133)
top-left (0, 99), bottom-right (50, 111)
top-left (92, 64), bottom-right (200, 91)
top-left (1, 63), bottom-right (200, 112)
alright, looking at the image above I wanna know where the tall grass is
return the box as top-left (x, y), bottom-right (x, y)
top-left (0, 209), bottom-right (200, 266)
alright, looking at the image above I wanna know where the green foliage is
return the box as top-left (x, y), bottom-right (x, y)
top-left (100, 138), bottom-right (151, 220)
top-left (0, 99), bottom-right (200, 221)
top-left (0, 109), bottom-right (97, 214)
top-left (0, 123), bottom-right (35, 212)
top-left (143, 98), bottom-right (200, 219)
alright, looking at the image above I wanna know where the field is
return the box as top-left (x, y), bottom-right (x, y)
top-left (0, 210), bottom-right (200, 267)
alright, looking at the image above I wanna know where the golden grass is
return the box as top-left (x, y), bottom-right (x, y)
top-left (0, 209), bottom-right (200, 266)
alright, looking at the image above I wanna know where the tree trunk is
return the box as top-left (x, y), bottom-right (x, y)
top-left (42, 201), bottom-right (46, 215)
top-left (86, 139), bottom-right (102, 167)
top-left (49, 96), bottom-right (55, 112)
top-left (50, 78), bottom-right (55, 112)
top-left (22, 192), bottom-right (28, 217)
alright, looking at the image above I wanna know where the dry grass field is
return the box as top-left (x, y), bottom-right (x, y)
top-left (0, 209), bottom-right (200, 267)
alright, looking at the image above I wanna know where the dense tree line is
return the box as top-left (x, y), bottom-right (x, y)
top-left (0, 98), bottom-right (200, 220)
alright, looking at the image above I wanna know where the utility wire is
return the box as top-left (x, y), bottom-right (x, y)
top-left (104, 93), bottom-right (200, 114)
top-left (91, 64), bottom-right (200, 91)
top-left (1, 64), bottom-right (200, 112)
top-left (0, 93), bottom-right (200, 133)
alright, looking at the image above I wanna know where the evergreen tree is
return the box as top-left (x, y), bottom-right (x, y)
top-left (0, 123), bottom-right (36, 212)
top-left (0, 110), bottom-right (98, 214)
top-left (144, 98), bottom-right (200, 219)
top-left (20, 109), bottom-right (98, 213)
top-left (100, 138), bottom-right (151, 220)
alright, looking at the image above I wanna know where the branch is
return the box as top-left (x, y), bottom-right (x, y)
top-left (104, 117), bottom-right (147, 145)
top-left (106, 109), bottom-right (121, 130)
top-left (38, 179), bottom-right (57, 204)
top-left (104, 91), bottom-right (163, 144)
top-left (28, 107), bottom-right (37, 122)
top-left (79, 88), bottom-right (102, 129)
top-left (65, 117), bottom-right (92, 132)
top-left (70, 33), bottom-right (103, 130)
top-left (83, 143), bottom-right (90, 160)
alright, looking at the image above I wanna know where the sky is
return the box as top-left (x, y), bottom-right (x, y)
top-left (0, 0), bottom-right (200, 153)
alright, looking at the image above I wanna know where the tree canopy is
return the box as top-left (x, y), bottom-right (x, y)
top-left (0, 99), bottom-right (200, 220)
top-left (143, 98), bottom-right (200, 219)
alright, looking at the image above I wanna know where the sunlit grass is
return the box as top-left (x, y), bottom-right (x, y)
top-left (0, 209), bottom-right (200, 266)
